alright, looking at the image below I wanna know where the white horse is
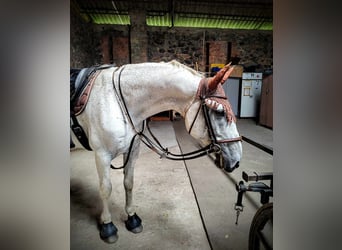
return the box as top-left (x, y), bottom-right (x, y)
top-left (71, 60), bottom-right (242, 243)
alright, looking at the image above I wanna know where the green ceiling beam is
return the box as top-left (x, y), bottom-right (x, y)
top-left (90, 14), bottom-right (130, 25)
top-left (87, 13), bottom-right (272, 30)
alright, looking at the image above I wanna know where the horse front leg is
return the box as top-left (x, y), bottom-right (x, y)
top-left (95, 150), bottom-right (118, 243)
top-left (123, 141), bottom-right (143, 233)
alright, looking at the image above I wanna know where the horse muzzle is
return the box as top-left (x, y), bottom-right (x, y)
top-left (224, 160), bottom-right (240, 173)
top-left (220, 141), bottom-right (242, 173)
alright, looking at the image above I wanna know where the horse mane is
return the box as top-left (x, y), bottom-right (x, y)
top-left (167, 60), bottom-right (204, 77)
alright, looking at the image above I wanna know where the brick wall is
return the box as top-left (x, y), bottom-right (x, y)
top-left (92, 26), bottom-right (130, 66)
top-left (208, 41), bottom-right (228, 66)
top-left (112, 36), bottom-right (130, 66)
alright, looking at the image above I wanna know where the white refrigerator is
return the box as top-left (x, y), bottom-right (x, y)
top-left (240, 72), bottom-right (263, 118)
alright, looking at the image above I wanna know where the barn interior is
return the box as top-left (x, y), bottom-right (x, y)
top-left (70, 1), bottom-right (273, 249)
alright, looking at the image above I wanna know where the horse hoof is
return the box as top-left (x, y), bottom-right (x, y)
top-left (130, 224), bottom-right (143, 234)
top-left (100, 222), bottom-right (118, 243)
top-left (103, 235), bottom-right (118, 244)
top-left (125, 213), bottom-right (143, 233)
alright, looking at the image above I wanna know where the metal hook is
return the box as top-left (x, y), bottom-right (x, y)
top-left (210, 143), bottom-right (222, 154)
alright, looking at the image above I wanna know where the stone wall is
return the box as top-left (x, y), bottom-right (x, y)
top-left (148, 27), bottom-right (272, 72)
top-left (70, 9), bottom-right (98, 68)
top-left (71, 10), bottom-right (272, 72)
top-left (148, 28), bottom-right (206, 70)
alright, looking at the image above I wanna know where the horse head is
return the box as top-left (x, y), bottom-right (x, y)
top-left (184, 64), bottom-right (242, 172)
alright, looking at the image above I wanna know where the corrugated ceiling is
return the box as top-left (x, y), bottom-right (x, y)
top-left (72, 0), bottom-right (272, 30)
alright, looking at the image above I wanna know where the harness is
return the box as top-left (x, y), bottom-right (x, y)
top-left (110, 66), bottom-right (242, 170)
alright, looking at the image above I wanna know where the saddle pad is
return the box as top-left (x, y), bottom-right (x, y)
top-left (70, 64), bottom-right (116, 115)
top-left (73, 70), bottom-right (100, 115)
top-left (70, 67), bottom-right (97, 112)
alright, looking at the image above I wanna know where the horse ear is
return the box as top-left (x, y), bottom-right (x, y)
top-left (208, 62), bottom-right (232, 90)
top-left (220, 65), bottom-right (235, 85)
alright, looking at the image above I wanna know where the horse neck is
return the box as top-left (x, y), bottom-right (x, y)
top-left (120, 63), bottom-right (201, 123)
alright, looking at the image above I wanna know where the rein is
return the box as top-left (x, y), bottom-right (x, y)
top-left (110, 69), bottom-right (241, 169)
top-left (142, 120), bottom-right (221, 161)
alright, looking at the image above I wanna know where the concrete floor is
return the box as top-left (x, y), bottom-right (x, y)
top-left (70, 118), bottom-right (273, 250)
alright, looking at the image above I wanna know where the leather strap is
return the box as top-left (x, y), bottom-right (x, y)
top-left (216, 136), bottom-right (242, 144)
top-left (71, 114), bottom-right (92, 150)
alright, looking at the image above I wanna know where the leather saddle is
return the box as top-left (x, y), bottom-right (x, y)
top-left (70, 66), bottom-right (97, 113)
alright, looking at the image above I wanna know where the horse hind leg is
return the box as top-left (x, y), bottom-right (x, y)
top-left (95, 150), bottom-right (118, 243)
top-left (123, 142), bottom-right (143, 233)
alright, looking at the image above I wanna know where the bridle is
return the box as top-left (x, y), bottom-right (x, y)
top-left (110, 67), bottom-right (242, 169)
top-left (141, 96), bottom-right (242, 163)
top-left (188, 95), bottom-right (242, 146)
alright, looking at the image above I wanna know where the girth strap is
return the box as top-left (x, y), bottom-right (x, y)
top-left (70, 114), bottom-right (92, 150)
